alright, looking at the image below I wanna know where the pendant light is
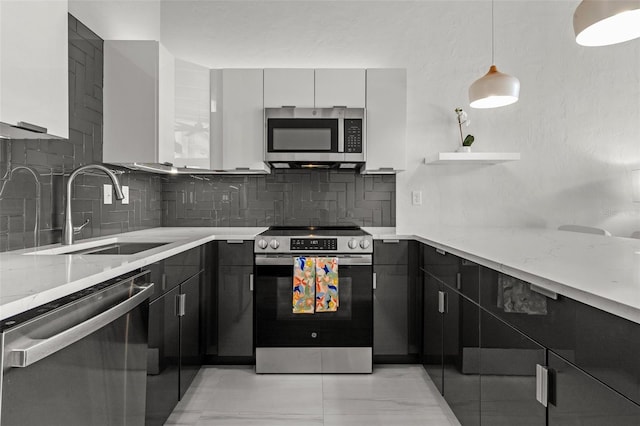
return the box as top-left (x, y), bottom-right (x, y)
top-left (574, 0), bottom-right (640, 47)
top-left (468, 0), bottom-right (520, 109)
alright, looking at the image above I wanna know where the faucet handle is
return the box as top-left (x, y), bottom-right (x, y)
top-left (73, 218), bottom-right (90, 234)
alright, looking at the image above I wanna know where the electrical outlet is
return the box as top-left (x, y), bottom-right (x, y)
top-left (122, 186), bottom-right (130, 204)
top-left (412, 190), bottom-right (422, 206)
top-left (103, 184), bottom-right (113, 204)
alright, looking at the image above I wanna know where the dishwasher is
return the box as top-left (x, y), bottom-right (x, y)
top-left (0, 270), bottom-right (153, 426)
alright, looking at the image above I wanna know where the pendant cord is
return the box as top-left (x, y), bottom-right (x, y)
top-left (491, 0), bottom-right (495, 65)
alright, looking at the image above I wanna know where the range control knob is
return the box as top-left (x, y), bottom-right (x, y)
top-left (348, 239), bottom-right (359, 249)
top-left (269, 239), bottom-right (280, 249)
top-left (257, 239), bottom-right (268, 249)
top-left (360, 239), bottom-right (370, 249)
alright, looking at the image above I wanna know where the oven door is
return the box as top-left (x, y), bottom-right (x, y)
top-left (266, 117), bottom-right (342, 162)
top-left (254, 254), bottom-right (373, 348)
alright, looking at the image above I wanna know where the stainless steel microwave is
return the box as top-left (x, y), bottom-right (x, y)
top-left (264, 107), bottom-right (365, 165)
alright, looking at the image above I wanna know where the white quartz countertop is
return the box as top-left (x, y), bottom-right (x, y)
top-left (0, 227), bottom-right (266, 321)
top-left (2, 225), bottom-right (640, 326)
top-left (397, 226), bottom-right (640, 325)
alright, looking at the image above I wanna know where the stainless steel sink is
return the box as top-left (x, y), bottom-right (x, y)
top-left (63, 242), bottom-right (169, 255)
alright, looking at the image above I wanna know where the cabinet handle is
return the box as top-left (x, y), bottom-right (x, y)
top-left (176, 294), bottom-right (186, 317)
top-left (438, 290), bottom-right (447, 314)
top-left (249, 274), bottom-right (254, 291)
top-left (382, 239), bottom-right (400, 244)
top-left (332, 105), bottom-right (347, 109)
top-left (226, 240), bottom-right (244, 244)
top-left (536, 364), bottom-right (549, 407)
top-left (16, 121), bottom-right (47, 134)
top-left (281, 105), bottom-right (296, 108)
top-left (373, 273), bottom-right (377, 290)
top-left (435, 248), bottom-right (446, 256)
top-left (161, 273), bottom-right (167, 292)
top-left (530, 283), bottom-right (558, 300)
top-left (456, 272), bottom-right (461, 290)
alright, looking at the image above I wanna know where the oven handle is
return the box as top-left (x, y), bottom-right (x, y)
top-left (255, 255), bottom-right (372, 266)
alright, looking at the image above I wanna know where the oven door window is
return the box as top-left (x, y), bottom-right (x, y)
top-left (255, 263), bottom-right (372, 348)
top-left (267, 119), bottom-right (338, 153)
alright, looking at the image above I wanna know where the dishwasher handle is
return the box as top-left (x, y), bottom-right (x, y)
top-left (9, 282), bottom-right (154, 368)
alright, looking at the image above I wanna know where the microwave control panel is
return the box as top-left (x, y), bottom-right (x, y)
top-left (344, 119), bottom-right (363, 153)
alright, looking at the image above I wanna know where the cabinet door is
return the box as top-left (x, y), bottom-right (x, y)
top-left (315, 69), bottom-right (365, 108)
top-left (363, 69), bottom-right (407, 172)
top-left (263, 69), bottom-right (314, 108)
top-left (442, 285), bottom-right (481, 426)
top-left (480, 310), bottom-right (546, 425)
top-left (218, 265), bottom-right (254, 357)
top-left (549, 352), bottom-right (640, 425)
top-left (422, 270), bottom-right (444, 394)
top-left (373, 264), bottom-right (409, 356)
top-left (221, 69), bottom-right (269, 172)
top-left (0, 0), bottom-right (68, 138)
top-left (174, 59), bottom-right (211, 169)
top-left (104, 41), bottom-right (175, 165)
top-left (146, 287), bottom-right (180, 426)
top-left (179, 273), bottom-right (203, 398)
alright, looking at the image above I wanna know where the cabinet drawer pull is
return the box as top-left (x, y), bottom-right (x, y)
top-left (16, 121), bottom-right (47, 134)
top-left (249, 274), bottom-right (254, 292)
top-left (435, 248), bottom-right (446, 256)
top-left (530, 283), bottom-right (557, 300)
top-left (438, 290), bottom-right (447, 314)
top-left (382, 239), bottom-right (400, 244)
top-left (456, 272), bottom-right (461, 290)
top-left (536, 364), bottom-right (549, 407)
top-left (176, 294), bottom-right (186, 317)
top-left (373, 273), bottom-right (377, 290)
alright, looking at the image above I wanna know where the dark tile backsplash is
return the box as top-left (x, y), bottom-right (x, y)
top-left (162, 170), bottom-right (395, 227)
top-left (0, 15), bottom-right (162, 252)
top-left (0, 16), bottom-right (395, 252)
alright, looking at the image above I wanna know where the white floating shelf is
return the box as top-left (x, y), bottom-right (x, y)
top-left (424, 152), bottom-right (521, 165)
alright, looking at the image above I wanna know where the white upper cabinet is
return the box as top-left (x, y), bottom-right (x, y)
top-left (174, 59), bottom-right (211, 170)
top-left (103, 41), bottom-right (175, 167)
top-left (218, 69), bottom-right (269, 173)
top-left (264, 69), bottom-right (314, 108)
top-left (315, 69), bottom-right (365, 108)
top-left (363, 69), bottom-right (407, 173)
top-left (264, 68), bottom-right (365, 109)
top-left (0, 0), bottom-right (68, 139)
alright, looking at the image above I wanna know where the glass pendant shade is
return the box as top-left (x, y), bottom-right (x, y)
top-left (574, 0), bottom-right (640, 46)
top-left (469, 65), bottom-right (520, 109)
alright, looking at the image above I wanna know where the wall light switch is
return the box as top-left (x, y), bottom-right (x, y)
top-left (122, 186), bottom-right (130, 204)
top-left (412, 190), bottom-right (422, 206)
top-left (104, 184), bottom-right (113, 204)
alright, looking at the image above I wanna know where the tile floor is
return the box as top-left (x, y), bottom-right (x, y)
top-left (165, 364), bottom-right (460, 425)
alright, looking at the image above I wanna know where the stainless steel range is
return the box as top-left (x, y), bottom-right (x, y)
top-left (254, 226), bottom-right (373, 373)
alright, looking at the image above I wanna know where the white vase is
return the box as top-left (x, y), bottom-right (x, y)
top-left (457, 146), bottom-right (471, 153)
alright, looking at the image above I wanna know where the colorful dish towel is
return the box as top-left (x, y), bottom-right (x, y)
top-left (293, 257), bottom-right (315, 314)
top-left (315, 257), bottom-right (339, 313)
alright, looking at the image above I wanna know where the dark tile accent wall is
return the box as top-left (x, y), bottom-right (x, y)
top-left (0, 15), bottom-right (162, 252)
top-left (162, 170), bottom-right (395, 227)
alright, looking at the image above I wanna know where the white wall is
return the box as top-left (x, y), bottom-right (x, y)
top-left (103, 1), bottom-right (618, 237)
top-left (69, 0), bottom-right (161, 40)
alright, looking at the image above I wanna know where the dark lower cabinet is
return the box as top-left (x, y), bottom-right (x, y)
top-left (145, 272), bottom-right (203, 425)
top-left (218, 265), bottom-right (254, 357)
top-left (443, 287), bottom-right (480, 426)
top-left (549, 352), bottom-right (640, 425)
top-left (423, 270), bottom-right (444, 394)
top-left (146, 287), bottom-right (180, 426)
top-left (180, 273), bottom-right (203, 398)
top-left (480, 310), bottom-right (545, 425)
top-left (374, 263), bottom-right (409, 356)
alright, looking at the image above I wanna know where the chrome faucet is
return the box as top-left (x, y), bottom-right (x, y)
top-left (62, 164), bottom-right (124, 245)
